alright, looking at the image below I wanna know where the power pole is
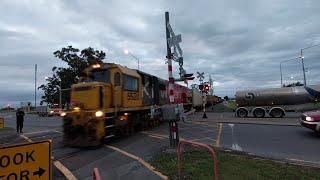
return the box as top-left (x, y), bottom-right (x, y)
top-left (34, 64), bottom-right (37, 109)
top-left (300, 49), bottom-right (307, 86)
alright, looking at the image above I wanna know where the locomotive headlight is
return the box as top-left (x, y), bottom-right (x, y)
top-left (95, 111), bottom-right (104, 117)
top-left (305, 116), bottom-right (314, 121)
top-left (50, 110), bottom-right (54, 114)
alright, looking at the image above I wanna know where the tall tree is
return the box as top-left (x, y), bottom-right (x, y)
top-left (38, 46), bottom-right (105, 107)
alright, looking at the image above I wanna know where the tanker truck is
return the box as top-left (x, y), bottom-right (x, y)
top-left (235, 85), bottom-right (320, 118)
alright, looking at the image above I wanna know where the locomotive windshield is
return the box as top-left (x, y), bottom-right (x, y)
top-left (91, 69), bottom-right (110, 83)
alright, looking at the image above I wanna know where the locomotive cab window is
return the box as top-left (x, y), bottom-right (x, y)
top-left (114, 72), bottom-right (121, 86)
top-left (91, 69), bottom-right (110, 83)
top-left (124, 75), bottom-right (138, 91)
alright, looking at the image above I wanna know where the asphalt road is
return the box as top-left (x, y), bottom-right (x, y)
top-left (1, 111), bottom-right (320, 179)
top-left (220, 123), bottom-right (320, 166)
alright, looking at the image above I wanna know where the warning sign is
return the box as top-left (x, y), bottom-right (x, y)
top-left (0, 140), bottom-right (51, 180)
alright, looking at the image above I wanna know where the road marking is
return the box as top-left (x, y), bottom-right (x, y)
top-left (228, 123), bottom-right (243, 151)
top-left (23, 129), bottom-right (62, 135)
top-left (287, 158), bottom-right (318, 164)
top-left (231, 144), bottom-right (243, 151)
top-left (105, 145), bottom-right (168, 180)
top-left (215, 123), bottom-right (223, 147)
top-left (142, 131), bottom-right (167, 138)
top-left (189, 137), bottom-right (216, 142)
top-left (20, 134), bottom-right (33, 142)
top-left (20, 133), bottom-right (77, 180)
top-left (148, 134), bottom-right (166, 139)
top-left (53, 130), bottom-right (63, 134)
top-left (190, 121), bottom-right (218, 128)
top-left (53, 161), bottom-right (78, 180)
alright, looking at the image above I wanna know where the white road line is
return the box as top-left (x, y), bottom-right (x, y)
top-left (20, 134), bottom-right (33, 142)
top-left (141, 131), bottom-right (167, 138)
top-left (53, 160), bottom-right (78, 180)
top-left (20, 133), bottom-right (77, 180)
top-left (142, 131), bottom-right (188, 141)
top-left (287, 158), bottom-right (319, 164)
top-left (228, 124), bottom-right (243, 151)
top-left (23, 129), bottom-right (62, 135)
top-left (148, 134), bottom-right (166, 139)
top-left (105, 145), bottom-right (168, 180)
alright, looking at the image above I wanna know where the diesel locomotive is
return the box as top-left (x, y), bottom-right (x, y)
top-left (62, 62), bottom-right (194, 146)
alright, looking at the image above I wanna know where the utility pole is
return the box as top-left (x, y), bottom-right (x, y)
top-left (280, 63), bottom-right (282, 87)
top-left (300, 49), bottom-right (307, 86)
top-left (34, 64), bottom-right (37, 109)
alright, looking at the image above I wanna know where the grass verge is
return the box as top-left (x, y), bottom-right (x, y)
top-left (150, 149), bottom-right (320, 180)
top-left (227, 100), bottom-right (237, 110)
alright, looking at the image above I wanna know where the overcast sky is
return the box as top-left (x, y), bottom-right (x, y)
top-left (1, 0), bottom-right (320, 107)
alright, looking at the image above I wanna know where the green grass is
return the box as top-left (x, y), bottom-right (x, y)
top-left (210, 103), bottom-right (234, 112)
top-left (150, 149), bottom-right (320, 180)
top-left (227, 100), bottom-right (238, 110)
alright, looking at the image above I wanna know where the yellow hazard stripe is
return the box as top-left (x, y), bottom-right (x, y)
top-left (215, 123), bottom-right (223, 147)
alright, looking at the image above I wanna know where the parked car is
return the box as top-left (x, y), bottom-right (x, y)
top-left (300, 110), bottom-right (320, 133)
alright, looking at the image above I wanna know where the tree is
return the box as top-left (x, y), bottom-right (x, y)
top-left (38, 46), bottom-right (105, 107)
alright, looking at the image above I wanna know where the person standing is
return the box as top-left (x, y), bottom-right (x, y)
top-left (16, 108), bottom-right (25, 133)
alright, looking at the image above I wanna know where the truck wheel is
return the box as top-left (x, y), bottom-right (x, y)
top-left (253, 108), bottom-right (265, 118)
top-left (269, 108), bottom-right (284, 118)
top-left (236, 108), bottom-right (248, 118)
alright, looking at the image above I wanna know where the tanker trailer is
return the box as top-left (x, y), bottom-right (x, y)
top-left (235, 85), bottom-right (320, 118)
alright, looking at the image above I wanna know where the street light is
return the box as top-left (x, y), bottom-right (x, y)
top-left (59, 78), bottom-right (62, 109)
top-left (300, 43), bottom-right (320, 86)
top-left (280, 57), bottom-right (299, 87)
top-left (124, 49), bottom-right (140, 70)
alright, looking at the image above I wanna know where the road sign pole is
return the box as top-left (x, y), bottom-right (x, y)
top-left (166, 11), bottom-right (179, 148)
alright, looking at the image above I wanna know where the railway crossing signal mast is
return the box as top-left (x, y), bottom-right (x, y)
top-left (165, 12), bottom-right (194, 147)
top-left (197, 72), bottom-right (208, 118)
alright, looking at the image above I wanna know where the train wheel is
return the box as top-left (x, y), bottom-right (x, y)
top-left (269, 108), bottom-right (284, 118)
top-left (253, 108), bottom-right (265, 118)
top-left (236, 108), bottom-right (248, 118)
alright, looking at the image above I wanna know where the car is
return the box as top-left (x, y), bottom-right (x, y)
top-left (48, 108), bottom-right (62, 116)
top-left (300, 110), bottom-right (320, 133)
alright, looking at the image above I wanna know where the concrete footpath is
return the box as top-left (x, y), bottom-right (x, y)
top-left (0, 127), bottom-right (19, 146)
